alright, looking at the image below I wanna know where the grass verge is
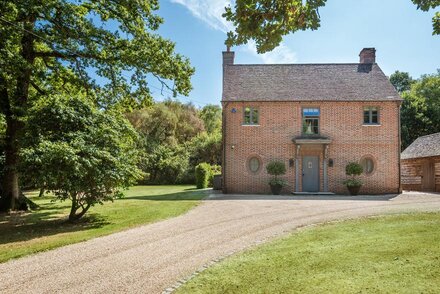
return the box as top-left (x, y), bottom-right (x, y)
top-left (0, 185), bottom-right (206, 263)
top-left (178, 212), bottom-right (440, 294)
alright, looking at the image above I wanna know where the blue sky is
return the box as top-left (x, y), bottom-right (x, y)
top-left (149, 0), bottom-right (440, 106)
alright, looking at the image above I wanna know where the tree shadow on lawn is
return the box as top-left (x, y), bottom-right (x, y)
top-left (122, 189), bottom-right (209, 201)
top-left (0, 208), bottom-right (109, 245)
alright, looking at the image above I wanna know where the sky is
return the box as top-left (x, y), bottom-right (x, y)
top-left (149, 0), bottom-right (440, 106)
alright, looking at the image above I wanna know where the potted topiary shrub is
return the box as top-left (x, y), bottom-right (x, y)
top-left (266, 160), bottom-right (287, 195)
top-left (343, 162), bottom-right (363, 195)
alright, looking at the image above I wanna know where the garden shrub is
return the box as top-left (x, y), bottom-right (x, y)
top-left (195, 162), bottom-right (212, 189)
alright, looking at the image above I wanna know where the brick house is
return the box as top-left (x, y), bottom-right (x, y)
top-left (401, 132), bottom-right (440, 192)
top-left (221, 48), bottom-right (402, 194)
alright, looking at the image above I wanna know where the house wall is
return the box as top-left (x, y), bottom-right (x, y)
top-left (222, 101), bottom-right (401, 194)
top-left (401, 156), bottom-right (440, 192)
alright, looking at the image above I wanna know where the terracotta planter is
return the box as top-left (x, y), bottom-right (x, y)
top-left (347, 185), bottom-right (362, 196)
top-left (269, 184), bottom-right (283, 195)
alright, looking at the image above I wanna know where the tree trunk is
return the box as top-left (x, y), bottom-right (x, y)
top-left (0, 15), bottom-right (35, 211)
top-left (0, 116), bottom-right (22, 212)
top-left (68, 194), bottom-right (91, 222)
top-left (38, 187), bottom-right (45, 197)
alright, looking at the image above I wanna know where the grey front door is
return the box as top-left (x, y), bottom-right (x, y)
top-left (302, 156), bottom-right (319, 192)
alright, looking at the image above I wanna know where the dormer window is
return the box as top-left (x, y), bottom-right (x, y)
top-left (302, 108), bottom-right (320, 135)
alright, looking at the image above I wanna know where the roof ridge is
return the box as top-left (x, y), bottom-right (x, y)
top-left (229, 63), bottom-right (376, 66)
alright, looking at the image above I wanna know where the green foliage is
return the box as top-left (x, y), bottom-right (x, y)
top-left (195, 163), bottom-right (212, 189)
top-left (266, 161), bottom-right (287, 176)
top-left (199, 104), bottom-right (222, 135)
top-left (390, 71), bottom-right (415, 93)
top-left (345, 162), bottom-right (363, 176)
top-left (400, 70), bottom-right (440, 149)
top-left (224, 1), bottom-right (439, 53)
top-left (268, 178), bottom-right (288, 187)
top-left (343, 178), bottom-right (363, 187)
top-left (140, 144), bottom-right (190, 185)
top-left (189, 132), bottom-right (222, 167)
top-left (21, 95), bottom-right (142, 221)
top-left (266, 160), bottom-right (287, 187)
top-left (127, 101), bottom-right (222, 185)
top-left (0, 0), bottom-right (194, 211)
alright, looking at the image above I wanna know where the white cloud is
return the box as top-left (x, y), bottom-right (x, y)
top-left (171, 0), bottom-right (233, 32)
top-left (171, 0), bottom-right (298, 64)
top-left (243, 42), bottom-right (297, 64)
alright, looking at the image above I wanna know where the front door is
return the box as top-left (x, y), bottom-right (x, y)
top-left (421, 160), bottom-right (435, 192)
top-left (302, 156), bottom-right (319, 192)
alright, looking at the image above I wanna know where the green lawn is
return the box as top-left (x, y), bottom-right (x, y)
top-left (178, 213), bottom-right (440, 294)
top-left (0, 185), bottom-right (207, 263)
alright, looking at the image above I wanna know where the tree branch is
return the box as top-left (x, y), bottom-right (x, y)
top-left (30, 80), bottom-right (47, 95)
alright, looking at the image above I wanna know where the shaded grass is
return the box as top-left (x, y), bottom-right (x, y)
top-left (178, 212), bottom-right (440, 294)
top-left (0, 185), bottom-right (206, 263)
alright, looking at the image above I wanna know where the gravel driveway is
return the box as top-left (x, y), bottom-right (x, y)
top-left (1, 192), bottom-right (439, 294)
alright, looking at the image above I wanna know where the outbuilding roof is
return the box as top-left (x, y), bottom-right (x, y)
top-left (401, 132), bottom-right (440, 160)
top-left (222, 63), bottom-right (401, 102)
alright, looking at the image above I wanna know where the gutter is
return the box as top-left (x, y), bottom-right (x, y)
top-left (398, 101), bottom-right (402, 193)
top-left (222, 101), bottom-right (229, 193)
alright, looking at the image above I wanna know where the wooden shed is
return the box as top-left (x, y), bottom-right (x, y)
top-left (401, 132), bottom-right (440, 192)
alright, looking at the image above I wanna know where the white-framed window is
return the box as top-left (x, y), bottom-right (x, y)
top-left (363, 107), bottom-right (379, 125)
top-left (302, 108), bottom-right (320, 135)
top-left (243, 107), bottom-right (259, 125)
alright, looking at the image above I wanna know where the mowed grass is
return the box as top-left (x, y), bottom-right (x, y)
top-left (0, 185), bottom-right (207, 263)
top-left (178, 212), bottom-right (440, 294)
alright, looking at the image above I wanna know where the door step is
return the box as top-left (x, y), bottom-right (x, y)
top-left (292, 192), bottom-right (335, 195)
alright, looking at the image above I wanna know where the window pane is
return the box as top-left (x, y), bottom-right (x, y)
top-left (244, 107), bottom-right (251, 124)
top-left (371, 111), bottom-right (378, 124)
top-left (364, 110), bottom-right (370, 124)
top-left (361, 157), bottom-right (374, 174)
top-left (304, 118), bottom-right (319, 134)
top-left (303, 108), bottom-right (320, 116)
top-left (252, 109), bottom-right (259, 124)
top-left (249, 157), bottom-right (260, 172)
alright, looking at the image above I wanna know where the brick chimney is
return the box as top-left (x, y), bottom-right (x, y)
top-left (359, 48), bottom-right (376, 64)
top-left (222, 46), bottom-right (235, 66)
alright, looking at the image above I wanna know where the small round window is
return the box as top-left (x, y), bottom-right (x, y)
top-left (248, 157), bottom-right (261, 173)
top-left (360, 156), bottom-right (375, 175)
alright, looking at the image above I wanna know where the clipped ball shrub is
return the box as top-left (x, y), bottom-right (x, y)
top-left (266, 160), bottom-right (287, 176)
top-left (345, 162), bottom-right (363, 176)
top-left (195, 162), bottom-right (212, 189)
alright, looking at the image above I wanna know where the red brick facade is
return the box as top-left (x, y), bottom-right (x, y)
top-left (221, 48), bottom-right (404, 194)
top-left (222, 101), bottom-right (401, 194)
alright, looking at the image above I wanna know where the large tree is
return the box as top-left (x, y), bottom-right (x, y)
top-left (390, 71), bottom-right (415, 93)
top-left (223, 0), bottom-right (440, 53)
top-left (398, 70), bottom-right (440, 149)
top-left (0, 1), bottom-right (194, 211)
top-left (22, 95), bottom-right (142, 221)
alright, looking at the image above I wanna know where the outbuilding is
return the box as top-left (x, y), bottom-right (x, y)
top-left (401, 132), bottom-right (440, 192)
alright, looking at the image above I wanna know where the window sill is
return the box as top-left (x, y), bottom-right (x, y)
top-left (362, 124), bottom-right (381, 127)
top-left (242, 124), bottom-right (260, 127)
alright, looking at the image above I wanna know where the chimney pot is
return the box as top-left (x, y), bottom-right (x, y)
top-left (359, 48), bottom-right (376, 64)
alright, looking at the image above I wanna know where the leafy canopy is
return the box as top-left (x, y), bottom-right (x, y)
top-left (400, 70), bottom-right (440, 149)
top-left (390, 71), bottom-right (415, 93)
top-left (21, 95), bottom-right (142, 221)
top-left (0, 0), bottom-right (194, 109)
top-left (224, 0), bottom-right (439, 53)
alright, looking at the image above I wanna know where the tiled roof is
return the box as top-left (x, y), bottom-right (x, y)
top-left (222, 63), bottom-right (401, 102)
top-left (401, 132), bottom-right (440, 160)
